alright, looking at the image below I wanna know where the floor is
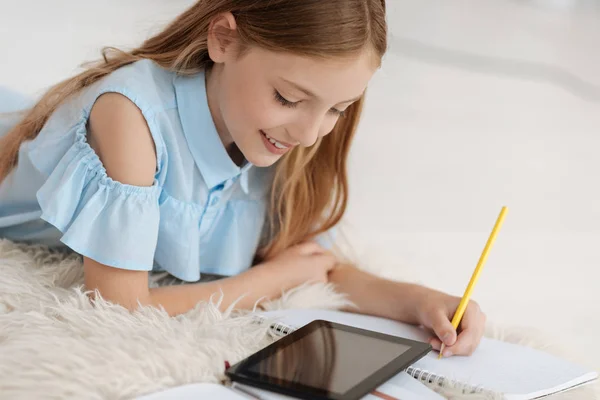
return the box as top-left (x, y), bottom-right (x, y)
top-left (0, 0), bottom-right (598, 371)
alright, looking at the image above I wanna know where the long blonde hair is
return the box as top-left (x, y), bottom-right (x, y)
top-left (0, 0), bottom-right (387, 259)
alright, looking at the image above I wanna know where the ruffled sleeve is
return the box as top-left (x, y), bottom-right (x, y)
top-left (35, 125), bottom-right (162, 271)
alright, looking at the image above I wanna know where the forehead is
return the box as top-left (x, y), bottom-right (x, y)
top-left (241, 47), bottom-right (379, 102)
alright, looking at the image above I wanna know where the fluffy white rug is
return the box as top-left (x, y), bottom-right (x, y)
top-left (0, 239), bottom-right (596, 400)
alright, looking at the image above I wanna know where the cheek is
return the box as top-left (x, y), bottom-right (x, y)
top-left (253, 101), bottom-right (289, 129)
top-left (221, 78), bottom-right (253, 124)
top-left (223, 82), bottom-right (288, 131)
top-left (242, 96), bottom-right (276, 127)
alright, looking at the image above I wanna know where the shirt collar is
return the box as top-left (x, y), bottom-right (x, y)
top-left (174, 70), bottom-right (253, 192)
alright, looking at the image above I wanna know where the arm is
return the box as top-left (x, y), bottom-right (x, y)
top-left (85, 240), bottom-right (336, 315)
top-left (327, 263), bottom-right (425, 323)
top-left (84, 257), bottom-right (296, 315)
top-left (328, 263), bottom-right (487, 356)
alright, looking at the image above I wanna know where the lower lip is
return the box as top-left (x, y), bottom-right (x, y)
top-left (260, 130), bottom-right (291, 155)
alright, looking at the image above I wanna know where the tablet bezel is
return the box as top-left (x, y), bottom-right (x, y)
top-left (225, 320), bottom-right (432, 400)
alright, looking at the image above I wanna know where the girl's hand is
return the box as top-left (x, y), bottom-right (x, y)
top-left (259, 242), bottom-right (338, 290)
top-left (414, 288), bottom-right (486, 357)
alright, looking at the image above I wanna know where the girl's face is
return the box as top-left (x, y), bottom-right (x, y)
top-left (207, 42), bottom-right (379, 167)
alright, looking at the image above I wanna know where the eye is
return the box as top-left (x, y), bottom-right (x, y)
top-left (328, 108), bottom-right (346, 117)
top-left (275, 89), bottom-right (346, 117)
top-left (274, 90), bottom-right (298, 108)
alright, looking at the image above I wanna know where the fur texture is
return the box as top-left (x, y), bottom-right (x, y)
top-left (0, 239), bottom-right (597, 399)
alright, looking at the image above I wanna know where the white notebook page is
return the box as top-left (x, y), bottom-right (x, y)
top-left (136, 383), bottom-right (251, 400)
top-left (262, 309), bottom-right (597, 399)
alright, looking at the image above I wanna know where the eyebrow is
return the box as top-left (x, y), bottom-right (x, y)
top-left (281, 78), bottom-right (364, 104)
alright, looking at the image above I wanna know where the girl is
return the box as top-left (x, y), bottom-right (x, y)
top-left (0, 0), bottom-right (485, 357)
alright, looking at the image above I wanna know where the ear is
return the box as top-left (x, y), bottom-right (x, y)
top-left (207, 12), bottom-right (238, 64)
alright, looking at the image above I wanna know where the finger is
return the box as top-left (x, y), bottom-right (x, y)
top-left (429, 309), bottom-right (457, 347)
top-left (459, 301), bottom-right (485, 339)
top-left (445, 327), bottom-right (481, 356)
top-left (445, 306), bottom-right (486, 356)
top-left (428, 337), bottom-right (442, 351)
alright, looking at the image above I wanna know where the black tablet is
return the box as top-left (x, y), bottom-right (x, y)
top-left (226, 320), bottom-right (432, 400)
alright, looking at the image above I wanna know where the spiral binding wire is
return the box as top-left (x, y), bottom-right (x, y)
top-left (269, 321), bottom-right (294, 337)
top-left (405, 366), bottom-right (500, 398)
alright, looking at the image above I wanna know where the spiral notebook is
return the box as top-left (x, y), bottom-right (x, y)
top-left (261, 309), bottom-right (598, 400)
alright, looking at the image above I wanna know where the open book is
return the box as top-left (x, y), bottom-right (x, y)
top-left (262, 309), bottom-right (598, 400)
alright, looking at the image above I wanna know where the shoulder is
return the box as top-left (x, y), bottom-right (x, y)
top-left (75, 60), bottom-right (178, 123)
top-left (31, 60), bottom-right (178, 182)
top-left (84, 60), bottom-right (180, 185)
top-left (88, 92), bottom-right (157, 186)
top-left (110, 59), bottom-right (174, 91)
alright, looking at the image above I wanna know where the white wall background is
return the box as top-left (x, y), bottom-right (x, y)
top-left (0, 0), bottom-right (598, 369)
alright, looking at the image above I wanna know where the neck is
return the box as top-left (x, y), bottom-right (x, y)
top-left (205, 66), bottom-right (245, 165)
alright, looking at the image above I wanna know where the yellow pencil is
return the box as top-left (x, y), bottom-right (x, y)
top-left (438, 206), bottom-right (508, 359)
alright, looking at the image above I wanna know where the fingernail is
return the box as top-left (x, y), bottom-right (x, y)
top-left (443, 349), bottom-right (452, 357)
top-left (442, 333), bottom-right (453, 343)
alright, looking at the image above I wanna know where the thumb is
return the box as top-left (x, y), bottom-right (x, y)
top-left (430, 310), bottom-right (457, 346)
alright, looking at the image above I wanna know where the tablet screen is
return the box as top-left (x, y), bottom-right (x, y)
top-left (244, 325), bottom-right (411, 395)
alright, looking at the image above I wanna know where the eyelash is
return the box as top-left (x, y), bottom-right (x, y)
top-left (274, 90), bottom-right (296, 108)
top-left (273, 90), bottom-right (345, 117)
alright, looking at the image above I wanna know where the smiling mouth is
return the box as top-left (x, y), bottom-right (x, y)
top-left (260, 130), bottom-right (291, 149)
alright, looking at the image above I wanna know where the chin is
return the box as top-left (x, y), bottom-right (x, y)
top-left (238, 146), bottom-right (281, 167)
top-left (245, 153), bottom-right (281, 168)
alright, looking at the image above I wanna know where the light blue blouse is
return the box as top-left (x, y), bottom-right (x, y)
top-left (0, 60), bottom-right (331, 281)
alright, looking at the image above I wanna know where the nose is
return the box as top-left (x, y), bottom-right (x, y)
top-left (290, 114), bottom-right (324, 147)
